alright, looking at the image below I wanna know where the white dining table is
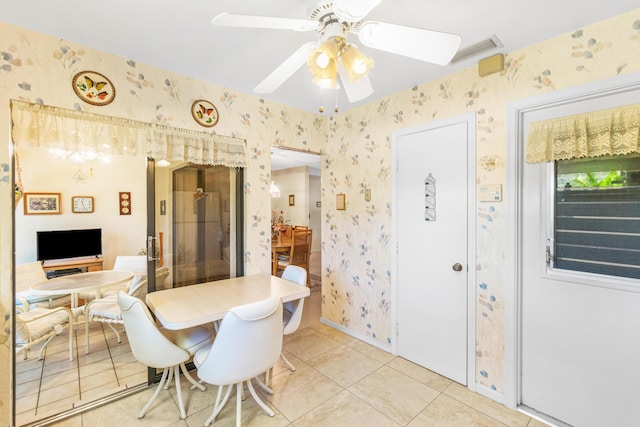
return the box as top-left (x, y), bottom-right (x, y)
top-left (146, 274), bottom-right (310, 330)
top-left (30, 270), bottom-right (134, 308)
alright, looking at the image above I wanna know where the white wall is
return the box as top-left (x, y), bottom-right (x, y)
top-left (15, 147), bottom-right (147, 269)
top-left (309, 175), bottom-right (321, 253)
top-left (272, 166), bottom-right (309, 228)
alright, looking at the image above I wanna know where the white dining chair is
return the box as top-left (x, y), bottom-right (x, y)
top-left (194, 297), bottom-right (283, 427)
top-left (84, 277), bottom-right (147, 353)
top-left (117, 291), bottom-right (214, 420)
top-left (280, 265), bottom-right (307, 371)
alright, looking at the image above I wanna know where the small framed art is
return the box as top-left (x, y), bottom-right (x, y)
top-left (336, 193), bottom-right (346, 210)
top-left (288, 194), bottom-right (295, 206)
top-left (24, 193), bottom-right (61, 215)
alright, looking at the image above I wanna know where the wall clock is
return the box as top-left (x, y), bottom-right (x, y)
top-left (191, 99), bottom-right (219, 127)
top-left (72, 196), bottom-right (94, 213)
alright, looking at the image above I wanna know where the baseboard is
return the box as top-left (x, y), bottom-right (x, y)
top-left (475, 383), bottom-right (505, 405)
top-left (319, 317), bottom-right (393, 353)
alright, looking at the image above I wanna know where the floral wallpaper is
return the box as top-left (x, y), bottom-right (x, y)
top-left (320, 9), bottom-right (640, 395)
top-left (1, 8), bottom-right (640, 422)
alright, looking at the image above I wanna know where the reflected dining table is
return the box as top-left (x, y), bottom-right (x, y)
top-left (146, 274), bottom-right (310, 330)
top-left (30, 270), bottom-right (134, 308)
top-left (271, 237), bottom-right (291, 275)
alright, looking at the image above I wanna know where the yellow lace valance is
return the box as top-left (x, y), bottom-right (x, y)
top-left (526, 104), bottom-right (640, 163)
top-left (10, 100), bottom-right (246, 167)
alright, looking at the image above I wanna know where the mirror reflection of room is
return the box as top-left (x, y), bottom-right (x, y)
top-left (13, 143), bottom-right (149, 425)
top-left (270, 148), bottom-right (321, 287)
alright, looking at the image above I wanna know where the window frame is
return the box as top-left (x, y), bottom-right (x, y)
top-left (542, 162), bottom-right (640, 293)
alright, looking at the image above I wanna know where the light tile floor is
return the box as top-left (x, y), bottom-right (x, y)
top-left (17, 254), bottom-right (548, 427)
top-left (33, 285), bottom-right (548, 427)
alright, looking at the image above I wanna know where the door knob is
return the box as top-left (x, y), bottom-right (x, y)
top-left (452, 263), bottom-right (463, 272)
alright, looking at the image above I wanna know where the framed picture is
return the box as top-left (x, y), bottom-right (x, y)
top-left (288, 194), bottom-right (295, 206)
top-left (24, 192), bottom-right (61, 215)
top-left (119, 192), bottom-right (132, 215)
top-left (336, 193), bottom-right (346, 210)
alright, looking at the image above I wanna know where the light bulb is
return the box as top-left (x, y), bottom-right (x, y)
top-left (316, 52), bottom-right (330, 69)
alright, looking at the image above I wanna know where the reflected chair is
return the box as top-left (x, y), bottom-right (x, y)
top-left (16, 261), bottom-right (70, 309)
top-left (15, 297), bottom-right (79, 361)
top-left (280, 266), bottom-right (307, 371)
top-left (276, 228), bottom-right (312, 286)
top-left (91, 255), bottom-right (148, 300)
top-left (194, 297), bottom-right (283, 427)
top-left (118, 292), bottom-right (214, 420)
top-left (84, 277), bottom-right (147, 353)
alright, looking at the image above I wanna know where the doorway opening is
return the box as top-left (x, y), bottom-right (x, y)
top-left (270, 147), bottom-right (321, 287)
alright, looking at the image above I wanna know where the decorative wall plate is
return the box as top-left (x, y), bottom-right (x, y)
top-left (72, 70), bottom-right (116, 106)
top-left (191, 99), bottom-right (219, 127)
top-left (119, 191), bottom-right (131, 215)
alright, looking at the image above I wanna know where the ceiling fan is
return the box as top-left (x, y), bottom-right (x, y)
top-left (211, 0), bottom-right (461, 103)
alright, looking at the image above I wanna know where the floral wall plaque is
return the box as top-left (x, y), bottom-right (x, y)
top-left (72, 70), bottom-right (116, 106)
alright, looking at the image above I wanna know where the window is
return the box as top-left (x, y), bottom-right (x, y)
top-left (551, 154), bottom-right (640, 280)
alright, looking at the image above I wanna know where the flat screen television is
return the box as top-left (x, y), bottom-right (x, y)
top-left (37, 228), bottom-right (102, 261)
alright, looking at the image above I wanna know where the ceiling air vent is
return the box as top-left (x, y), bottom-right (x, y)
top-left (450, 35), bottom-right (503, 64)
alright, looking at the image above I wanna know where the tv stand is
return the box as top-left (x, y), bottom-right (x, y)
top-left (42, 256), bottom-right (104, 273)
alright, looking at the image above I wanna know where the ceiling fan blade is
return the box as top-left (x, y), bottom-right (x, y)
top-left (338, 62), bottom-right (374, 103)
top-left (254, 42), bottom-right (317, 94)
top-left (356, 21), bottom-right (461, 65)
top-left (211, 12), bottom-right (318, 32)
top-left (332, 0), bottom-right (382, 22)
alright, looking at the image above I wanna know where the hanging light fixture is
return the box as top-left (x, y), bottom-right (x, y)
top-left (270, 181), bottom-right (281, 198)
top-left (306, 36), bottom-right (374, 90)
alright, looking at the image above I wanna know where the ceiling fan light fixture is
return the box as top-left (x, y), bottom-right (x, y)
top-left (333, 0), bottom-right (383, 22)
top-left (308, 39), bottom-right (341, 87)
top-left (312, 75), bottom-right (338, 89)
top-left (341, 44), bottom-right (374, 83)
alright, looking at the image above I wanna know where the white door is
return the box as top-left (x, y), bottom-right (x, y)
top-left (520, 87), bottom-right (640, 426)
top-left (395, 115), bottom-right (473, 384)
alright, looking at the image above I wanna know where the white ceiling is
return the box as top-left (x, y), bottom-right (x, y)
top-left (3, 1), bottom-right (638, 114)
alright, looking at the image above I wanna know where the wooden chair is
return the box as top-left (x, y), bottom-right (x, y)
top-left (277, 228), bottom-right (312, 286)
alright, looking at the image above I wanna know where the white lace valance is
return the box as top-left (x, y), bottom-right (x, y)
top-left (148, 125), bottom-right (246, 168)
top-left (526, 103), bottom-right (640, 163)
top-left (10, 100), bottom-right (246, 167)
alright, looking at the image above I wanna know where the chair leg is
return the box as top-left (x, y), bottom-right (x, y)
top-left (138, 367), bottom-right (169, 419)
top-left (85, 318), bottom-right (90, 354)
top-left (106, 323), bottom-right (121, 343)
top-left (253, 375), bottom-right (274, 395)
top-left (173, 364), bottom-right (187, 420)
top-left (236, 383), bottom-right (242, 427)
top-left (247, 379), bottom-right (275, 417)
top-left (280, 353), bottom-right (296, 371)
top-left (205, 384), bottom-right (233, 427)
top-left (165, 365), bottom-right (174, 389)
top-left (179, 362), bottom-right (206, 391)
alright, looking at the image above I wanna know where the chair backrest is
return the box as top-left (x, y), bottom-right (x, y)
top-left (281, 266), bottom-right (307, 335)
top-left (197, 297), bottom-right (283, 385)
top-left (289, 228), bottom-right (311, 267)
top-left (15, 262), bottom-right (47, 292)
top-left (117, 291), bottom-right (188, 368)
top-left (113, 255), bottom-right (148, 273)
